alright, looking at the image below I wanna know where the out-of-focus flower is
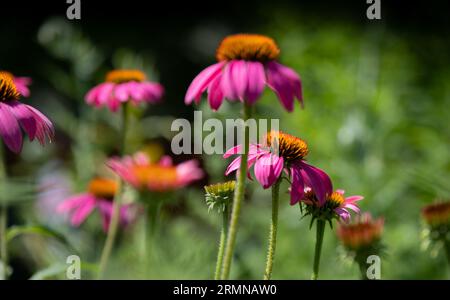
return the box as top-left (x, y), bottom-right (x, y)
top-left (0, 71), bottom-right (32, 97)
top-left (57, 177), bottom-right (133, 232)
top-left (303, 188), bottom-right (363, 222)
top-left (337, 213), bottom-right (384, 251)
top-left (185, 34), bottom-right (302, 111)
top-left (0, 71), bottom-right (54, 153)
top-left (224, 130), bottom-right (332, 205)
top-left (204, 181), bottom-right (235, 213)
top-left (108, 152), bottom-right (204, 192)
top-left (85, 69), bottom-right (164, 112)
top-left (422, 201), bottom-right (450, 227)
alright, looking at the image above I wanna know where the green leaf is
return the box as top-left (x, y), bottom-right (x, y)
top-left (6, 225), bottom-right (75, 252)
top-left (29, 263), bottom-right (67, 280)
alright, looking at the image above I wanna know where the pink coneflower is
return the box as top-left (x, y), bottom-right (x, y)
top-left (0, 71), bottom-right (54, 153)
top-left (224, 130), bottom-right (332, 204)
top-left (57, 177), bottom-right (133, 232)
top-left (108, 152), bottom-right (204, 192)
top-left (185, 34), bottom-right (302, 111)
top-left (303, 188), bottom-right (363, 222)
top-left (337, 213), bottom-right (384, 250)
top-left (85, 69), bottom-right (164, 112)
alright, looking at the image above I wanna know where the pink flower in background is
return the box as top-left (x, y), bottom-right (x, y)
top-left (85, 69), bottom-right (164, 112)
top-left (57, 178), bottom-right (134, 232)
top-left (185, 34), bottom-right (302, 111)
top-left (108, 152), bottom-right (204, 192)
top-left (0, 71), bottom-right (54, 153)
top-left (224, 131), bottom-right (332, 205)
top-left (303, 188), bottom-right (363, 222)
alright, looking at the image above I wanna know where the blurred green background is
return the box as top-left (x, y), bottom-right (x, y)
top-left (0, 1), bottom-right (449, 279)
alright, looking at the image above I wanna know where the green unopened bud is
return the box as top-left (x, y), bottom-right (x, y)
top-left (204, 181), bottom-right (236, 213)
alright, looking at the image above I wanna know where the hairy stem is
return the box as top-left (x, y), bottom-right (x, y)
top-left (221, 104), bottom-right (252, 279)
top-left (214, 206), bottom-right (229, 280)
top-left (264, 179), bottom-right (280, 280)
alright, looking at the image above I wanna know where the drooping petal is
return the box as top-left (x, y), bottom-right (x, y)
top-left (298, 161), bottom-right (333, 206)
top-left (19, 104), bottom-right (54, 145)
top-left (254, 153), bottom-right (284, 189)
top-left (8, 101), bottom-right (37, 141)
top-left (266, 61), bottom-right (300, 112)
top-left (57, 194), bottom-right (93, 213)
top-left (271, 62), bottom-right (303, 107)
top-left (246, 61), bottom-right (266, 104)
top-left (344, 203), bottom-right (360, 214)
top-left (0, 102), bottom-right (22, 153)
top-left (70, 197), bottom-right (96, 226)
top-left (290, 167), bottom-right (305, 205)
top-left (207, 73), bottom-right (224, 111)
top-left (96, 83), bottom-right (116, 106)
top-left (185, 62), bottom-right (225, 105)
top-left (221, 60), bottom-right (248, 102)
top-left (223, 144), bottom-right (243, 158)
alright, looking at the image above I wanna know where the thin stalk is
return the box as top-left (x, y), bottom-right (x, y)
top-left (311, 219), bottom-right (326, 280)
top-left (264, 180), bottom-right (280, 280)
top-left (214, 206), bottom-right (229, 280)
top-left (444, 239), bottom-right (450, 276)
top-left (97, 104), bottom-right (129, 279)
top-left (221, 104), bottom-right (252, 279)
top-left (0, 144), bottom-right (8, 280)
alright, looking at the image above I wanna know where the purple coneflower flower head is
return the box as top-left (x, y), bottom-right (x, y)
top-left (337, 213), bottom-right (384, 251)
top-left (57, 177), bottom-right (134, 232)
top-left (108, 152), bottom-right (204, 192)
top-left (85, 69), bottom-right (164, 112)
top-left (0, 71), bottom-right (54, 153)
top-left (302, 188), bottom-right (363, 223)
top-left (224, 130), bottom-right (332, 205)
top-left (185, 34), bottom-right (303, 111)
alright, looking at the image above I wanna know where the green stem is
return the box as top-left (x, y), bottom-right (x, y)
top-left (358, 260), bottom-right (368, 280)
top-left (444, 239), bottom-right (450, 276)
top-left (311, 219), bottom-right (326, 280)
top-left (264, 180), bottom-right (280, 280)
top-left (0, 144), bottom-right (8, 280)
top-left (97, 104), bottom-right (129, 279)
top-left (214, 206), bottom-right (229, 280)
top-left (221, 104), bottom-right (252, 280)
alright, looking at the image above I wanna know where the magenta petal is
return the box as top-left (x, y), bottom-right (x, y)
top-left (8, 101), bottom-right (37, 141)
top-left (225, 156), bottom-right (242, 176)
top-left (114, 83), bottom-right (131, 102)
top-left (345, 203), bottom-right (360, 214)
top-left (221, 60), bottom-right (248, 102)
top-left (223, 145), bottom-right (243, 158)
top-left (20, 104), bottom-right (54, 145)
top-left (345, 195), bottom-right (364, 203)
top-left (70, 196), bottom-right (96, 226)
top-left (290, 167), bottom-right (305, 205)
top-left (266, 61), bottom-right (296, 112)
top-left (246, 61), bottom-right (266, 104)
top-left (273, 62), bottom-right (303, 107)
top-left (57, 194), bottom-right (91, 213)
top-left (298, 161), bottom-right (333, 206)
top-left (254, 153), bottom-right (283, 189)
top-left (0, 102), bottom-right (22, 153)
top-left (185, 62), bottom-right (225, 105)
top-left (207, 73), bottom-right (224, 111)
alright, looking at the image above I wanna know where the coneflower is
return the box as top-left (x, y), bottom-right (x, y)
top-left (86, 69), bottom-right (164, 112)
top-left (204, 181), bottom-right (235, 279)
top-left (337, 213), bottom-right (384, 279)
top-left (421, 201), bottom-right (450, 271)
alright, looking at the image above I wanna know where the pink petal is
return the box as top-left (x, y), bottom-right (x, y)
top-left (207, 73), bottom-right (224, 111)
top-left (254, 153), bottom-right (284, 189)
top-left (345, 195), bottom-right (364, 203)
top-left (298, 161), bottom-right (333, 206)
top-left (70, 197), bottom-right (96, 226)
top-left (266, 61), bottom-right (302, 112)
top-left (0, 102), bottom-right (22, 153)
top-left (290, 167), bottom-right (305, 205)
top-left (246, 61), bottom-right (266, 104)
top-left (221, 60), bottom-right (248, 102)
top-left (57, 194), bottom-right (93, 213)
top-left (185, 62), bottom-right (225, 104)
top-left (344, 203), bottom-right (360, 214)
top-left (224, 145), bottom-right (243, 158)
